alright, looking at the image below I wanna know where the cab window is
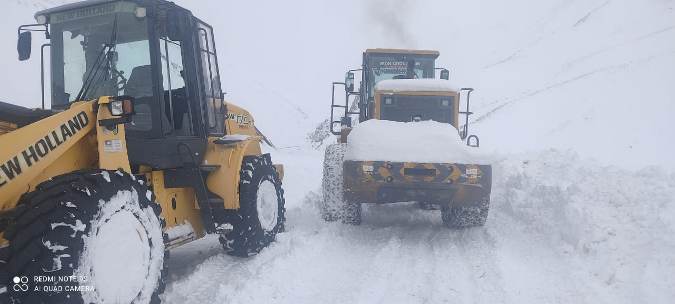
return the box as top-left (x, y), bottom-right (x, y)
top-left (196, 21), bottom-right (224, 135)
top-left (160, 37), bottom-right (193, 136)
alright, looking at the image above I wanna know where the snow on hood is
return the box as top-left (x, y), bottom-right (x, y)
top-left (344, 120), bottom-right (490, 164)
top-left (375, 79), bottom-right (458, 93)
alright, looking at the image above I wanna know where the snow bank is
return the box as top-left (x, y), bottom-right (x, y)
top-left (375, 79), bottom-right (458, 92)
top-left (490, 150), bottom-right (675, 303)
top-left (344, 120), bottom-right (489, 164)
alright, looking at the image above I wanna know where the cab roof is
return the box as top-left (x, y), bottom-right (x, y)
top-left (365, 48), bottom-right (440, 58)
top-left (35, 0), bottom-right (175, 19)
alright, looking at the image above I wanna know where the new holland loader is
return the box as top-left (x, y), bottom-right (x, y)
top-left (322, 49), bottom-right (492, 227)
top-left (0, 1), bottom-right (286, 303)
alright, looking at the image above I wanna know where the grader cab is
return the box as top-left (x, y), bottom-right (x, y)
top-left (0, 1), bottom-right (285, 303)
top-left (322, 49), bottom-right (492, 227)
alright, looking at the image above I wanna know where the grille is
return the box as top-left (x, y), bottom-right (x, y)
top-left (381, 95), bottom-right (454, 124)
top-left (403, 168), bottom-right (437, 177)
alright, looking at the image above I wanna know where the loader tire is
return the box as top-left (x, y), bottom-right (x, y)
top-left (321, 144), bottom-right (362, 225)
top-left (0, 170), bottom-right (167, 304)
top-left (221, 154), bottom-right (286, 257)
top-left (441, 196), bottom-right (490, 229)
top-left (321, 143), bottom-right (346, 221)
top-left (341, 202), bottom-right (362, 225)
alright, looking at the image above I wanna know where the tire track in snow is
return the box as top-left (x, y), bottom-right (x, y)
top-left (363, 227), bottom-right (446, 304)
top-left (349, 207), bottom-right (489, 304)
top-left (351, 235), bottom-right (405, 303)
top-left (452, 229), bottom-right (507, 303)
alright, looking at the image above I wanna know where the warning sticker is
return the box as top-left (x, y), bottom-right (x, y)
top-left (103, 140), bottom-right (123, 153)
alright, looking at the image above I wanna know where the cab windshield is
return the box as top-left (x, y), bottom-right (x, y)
top-left (366, 54), bottom-right (435, 99)
top-left (50, 2), bottom-right (150, 107)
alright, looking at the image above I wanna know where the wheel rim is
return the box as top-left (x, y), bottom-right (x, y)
top-left (90, 210), bottom-right (150, 303)
top-left (256, 180), bottom-right (279, 232)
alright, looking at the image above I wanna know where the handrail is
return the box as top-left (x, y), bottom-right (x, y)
top-left (458, 88), bottom-right (474, 140)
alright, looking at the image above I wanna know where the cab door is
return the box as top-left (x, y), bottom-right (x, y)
top-left (126, 7), bottom-right (208, 169)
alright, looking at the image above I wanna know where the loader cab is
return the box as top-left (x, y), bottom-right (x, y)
top-left (330, 49), bottom-right (479, 146)
top-left (363, 50), bottom-right (463, 128)
top-left (361, 49), bottom-right (440, 113)
top-left (21, 0), bottom-right (225, 169)
top-left (331, 49), bottom-right (445, 132)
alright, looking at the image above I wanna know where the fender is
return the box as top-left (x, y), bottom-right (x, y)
top-left (203, 137), bottom-right (262, 210)
top-left (0, 101), bottom-right (97, 212)
top-left (205, 100), bottom-right (269, 210)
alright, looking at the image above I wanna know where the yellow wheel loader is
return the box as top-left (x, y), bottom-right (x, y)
top-left (0, 1), bottom-right (286, 303)
top-left (323, 49), bottom-right (492, 227)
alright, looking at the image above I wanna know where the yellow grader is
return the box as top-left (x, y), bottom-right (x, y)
top-left (0, 1), bottom-right (285, 303)
top-left (322, 49), bottom-right (492, 227)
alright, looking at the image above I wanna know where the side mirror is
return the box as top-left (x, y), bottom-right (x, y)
top-left (167, 9), bottom-right (186, 41)
top-left (18, 31), bottom-right (32, 61)
top-left (440, 69), bottom-right (450, 80)
top-left (345, 72), bottom-right (355, 93)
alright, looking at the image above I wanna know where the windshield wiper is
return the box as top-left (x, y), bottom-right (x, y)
top-left (75, 16), bottom-right (119, 102)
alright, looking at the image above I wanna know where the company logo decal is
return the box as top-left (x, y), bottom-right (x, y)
top-left (0, 112), bottom-right (89, 188)
top-left (227, 113), bottom-right (251, 127)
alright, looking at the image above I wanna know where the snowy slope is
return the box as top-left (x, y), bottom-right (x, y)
top-left (468, 1), bottom-right (675, 170)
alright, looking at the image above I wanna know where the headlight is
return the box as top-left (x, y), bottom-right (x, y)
top-left (110, 100), bottom-right (124, 116)
top-left (384, 97), bottom-right (393, 105)
top-left (441, 99), bottom-right (450, 107)
top-left (109, 98), bottom-right (134, 116)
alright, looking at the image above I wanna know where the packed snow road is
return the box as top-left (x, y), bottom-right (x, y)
top-left (162, 150), bottom-right (675, 304)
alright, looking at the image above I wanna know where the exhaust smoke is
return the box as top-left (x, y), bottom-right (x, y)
top-left (365, 0), bottom-right (418, 48)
